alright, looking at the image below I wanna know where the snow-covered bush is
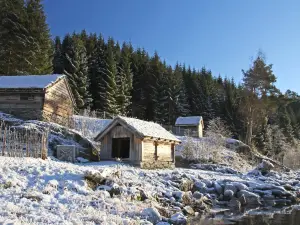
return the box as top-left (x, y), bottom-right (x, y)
top-left (181, 136), bottom-right (222, 163)
top-left (283, 143), bottom-right (300, 169)
top-left (206, 117), bottom-right (232, 138)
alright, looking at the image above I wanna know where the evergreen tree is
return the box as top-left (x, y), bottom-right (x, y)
top-left (100, 38), bottom-right (119, 117)
top-left (52, 36), bottom-right (64, 74)
top-left (242, 53), bottom-right (278, 146)
top-left (88, 35), bottom-right (106, 111)
top-left (62, 34), bottom-right (88, 110)
top-left (25, 0), bottom-right (52, 73)
top-left (0, 0), bottom-right (33, 74)
top-left (116, 43), bottom-right (133, 116)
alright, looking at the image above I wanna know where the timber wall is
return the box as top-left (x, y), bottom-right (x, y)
top-left (0, 92), bottom-right (44, 120)
top-left (43, 78), bottom-right (74, 125)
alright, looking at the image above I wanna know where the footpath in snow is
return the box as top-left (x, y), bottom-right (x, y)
top-left (1, 157), bottom-right (300, 225)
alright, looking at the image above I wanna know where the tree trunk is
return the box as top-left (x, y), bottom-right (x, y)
top-left (245, 106), bottom-right (253, 146)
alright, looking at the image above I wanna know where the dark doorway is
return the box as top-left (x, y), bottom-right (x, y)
top-left (112, 138), bottom-right (130, 159)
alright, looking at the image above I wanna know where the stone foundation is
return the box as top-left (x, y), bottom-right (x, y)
top-left (140, 161), bottom-right (175, 169)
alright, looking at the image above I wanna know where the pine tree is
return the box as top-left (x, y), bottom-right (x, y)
top-left (131, 48), bottom-right (149, 118)
top-left (116, 43), bottom-right (133, 116)
top-left (88, 35), bottom-right (106, 111)
top-left (100, 38), bottom-right (119, 117)
top-left (0, 0), bottom-right (33, 74)
top-left (62, 34), bottom-right (88, 110)
top-left (242, 53), bottom-right (278, 146)
top-left (25, 0), bottom-right (52, 74)
top-left (53, 36), bottom-right (64, 74)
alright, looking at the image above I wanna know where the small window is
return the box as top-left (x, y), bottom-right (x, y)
top-left (20, 94), bottom-right (35, 101)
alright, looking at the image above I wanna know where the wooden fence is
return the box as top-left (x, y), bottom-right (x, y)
top-left (0, 122), bottom-right (48, 159)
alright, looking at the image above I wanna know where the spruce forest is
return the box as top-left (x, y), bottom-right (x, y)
top-left (1, 0), bottom-right (300, 161)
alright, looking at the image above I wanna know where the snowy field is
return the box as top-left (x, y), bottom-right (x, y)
top-left (0, 156), bottom-right (264, 225)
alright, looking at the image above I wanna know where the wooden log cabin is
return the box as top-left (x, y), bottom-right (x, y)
top-left (94, 116), bottom-right (181, 169)
top-left (0, 74), bottom-right (75, 125)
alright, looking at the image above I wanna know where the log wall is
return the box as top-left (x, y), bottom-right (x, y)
top-left (43, 78), bottom-right (74, 125)
top-left (0, 93), bottom-right (44, 120)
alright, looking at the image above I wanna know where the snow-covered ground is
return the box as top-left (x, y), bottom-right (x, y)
top-left (1, 156), bottom-right (299, 224)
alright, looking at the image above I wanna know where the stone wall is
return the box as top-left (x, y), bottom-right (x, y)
top-left (0, 108), bottom-right (43, 121)
top-left (140, 161), bottom-right (175, 169)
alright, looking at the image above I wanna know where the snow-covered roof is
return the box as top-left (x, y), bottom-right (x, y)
top-left (175, 116), bottom-right (203, 126)
top-left (95, 116), bottom-right (180, 142)
top-left (0, 74), bottom-right (65, 89)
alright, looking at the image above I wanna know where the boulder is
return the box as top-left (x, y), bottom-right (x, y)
top-left (237, 190), bottom-right (261, 207)
top-left (263, 195), bottom-right (275, 207)
top-left (231, 182), bottom-right (249, 191)
top-left (183, 206), bottom-right (195, 216)
top-left (173, 191), bottom-right (184, 201)
top-left (141, 208), bottom-right (162, 224)
top-left (193, 181), bottom-right (207, 193)
top-left (258, 160), bottom-right (274, 175)
top-left (170, 212), bottom-right (187, 225)
top-left (224, 190), bottom-right (234, 200)
top-left (228, 198), bottom-right (241, 212)
top-left (203, 180), bottom-right (213, 188)
top-left (224, 183), bottom-right (237, 195)
top-left (213, 181), bottom-right (223, 195)
top-left (192, 191), bottom-right (203, 200)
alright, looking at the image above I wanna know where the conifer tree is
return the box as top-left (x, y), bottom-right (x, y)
top-left (116, 43), bottom-right (133, 116)
top-left (53, 36), bottom-right (64, 74)
top-left (0, 0), bottom-right (33, 74)
top-left (88, 35), bottom-right (106, 111)
top-left (25, 0), bottom-right (52, 74)
top-left (62, 34), bottom-right (88, 110)
top-left (100, 38), bottom-right (119, 117)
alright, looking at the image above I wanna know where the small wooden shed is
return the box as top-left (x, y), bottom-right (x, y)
top-left (0, 74), bottom-right (75, 125)
top-left (94, 116), bottom-right (181, 169)
top-left (175, 116), bottom-right (204, 138)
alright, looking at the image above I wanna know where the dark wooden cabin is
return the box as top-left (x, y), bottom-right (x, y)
top-left (0, 74), bottom-right (75, 125)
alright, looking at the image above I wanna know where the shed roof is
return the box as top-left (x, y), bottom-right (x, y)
top-left (95, 116), bottom-right (180, 142)
top-left (175, 116), bottom-right (203, 126)
top-left (0, 74), bottom-right (65, 89)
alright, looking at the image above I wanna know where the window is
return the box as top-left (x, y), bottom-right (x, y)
top-left (20, 94), bottom-right (35, 101)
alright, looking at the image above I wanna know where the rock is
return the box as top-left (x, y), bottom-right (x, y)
top-left (263, 195), bottom-right (275, 206)
top-left (170, 212), bottom-right (187, 225)
top-left (224, 190), bottom-right (234, 200)
top-left (141, 208), bottom-right (162, 224)
top-left (156, 222), bottom-right (170, 225)
top-left (258, 160), bottom-right (274, 175)
top-left (228, 198), bottom-right (241, 211)
top-left (207, 187), bottom-right (216, 194)
top-left (237, 190), bottom-right (261, 207)
top-left (213, 182), bottom-right (223, 195)
top-left (109, 187), bottom-right (121, 197)
top-left (239, 194), bottom-right (247, 206)
top-left (173, 191), bottom-right (184, 201)
top-left (183, 206), bottom-right (195, 216)
top-left (275, 199), bottom-right (292, 206)
top-left (271, 189), bottom-right (290, 197)
top-left (284, 184), bottom-right (295, 191)
top-left (232, 182), bottom-right (249, 191)
top-left (224, 183), bottom-right (237, 195)
top-left (182, 192), bottom-right (193, 205)
top-left (193, 181), bottom-right (207, 193)
top-left (170, 197), bottom-right (176, 202)
top-left (193, 191), bottom-right (203, 200)
top-left (203, 180), bottom-right (213, 188)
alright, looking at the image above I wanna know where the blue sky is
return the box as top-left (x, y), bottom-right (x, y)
top-left (44, 0), bottom-right (300, 93)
